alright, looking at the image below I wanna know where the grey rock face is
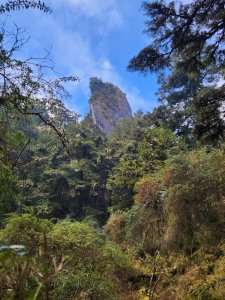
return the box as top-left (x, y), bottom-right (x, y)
top-left (89, 78), bottom-right (132, 135)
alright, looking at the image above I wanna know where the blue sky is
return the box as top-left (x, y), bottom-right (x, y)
top-left (3, 0), bottom-right (160, 117)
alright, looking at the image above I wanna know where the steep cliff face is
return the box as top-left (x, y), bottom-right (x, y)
top-left (89, 78), bottom-right (132, 135)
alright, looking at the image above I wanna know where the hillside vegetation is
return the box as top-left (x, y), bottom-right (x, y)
top-left (0, 1), bottom-right (225, 299)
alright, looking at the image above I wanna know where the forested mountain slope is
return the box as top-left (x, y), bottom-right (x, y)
top-left (0, 1), bottom-right (225, 300)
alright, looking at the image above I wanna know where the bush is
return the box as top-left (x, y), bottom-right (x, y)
top-left (0, 214), bottom-right (135, 299)
top-left (104, 211), bottom-right (126, 244)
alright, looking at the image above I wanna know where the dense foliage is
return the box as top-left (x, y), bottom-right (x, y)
top-left (0, 0), bottom-right (225, 299)
top-left (128, 0), bottom-right (225, 145)
top-left (0, 214), bottom-right (134, 299)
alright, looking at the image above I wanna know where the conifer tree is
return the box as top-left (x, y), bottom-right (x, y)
top-left (128, 0), bottom-right (225, 144)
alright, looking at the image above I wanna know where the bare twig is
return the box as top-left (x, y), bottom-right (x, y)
top-left (12, 137), bottom-right (31, 170)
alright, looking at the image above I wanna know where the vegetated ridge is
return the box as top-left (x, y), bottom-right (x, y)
top-left (88, 77), bottom-right (132, 135)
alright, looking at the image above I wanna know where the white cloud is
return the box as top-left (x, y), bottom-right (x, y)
top-left (12, 0), bottom-right (152, 115)
top-left (102, 59), bottom-right (113, 71)
top-left (125, 87), bottom-right (154, 113)
top-left (49, 20), bottom-right (151, 115)
top-left (51, 0), bottom-right (123, 30)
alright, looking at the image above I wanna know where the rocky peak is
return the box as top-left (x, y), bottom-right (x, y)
top-left (89, 77), bottom-right (132, 135)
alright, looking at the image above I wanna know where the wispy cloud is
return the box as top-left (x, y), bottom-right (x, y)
top-left (10, 0), bottom-right (154, 116)
top-left (51, 25), bottom-right (151, 115)
top-left (50, 0), bottom-right (123, 31)
top-left (33, 2), bottom-right (151, 116)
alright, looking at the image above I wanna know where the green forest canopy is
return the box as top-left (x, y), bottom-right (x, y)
top-left (0, 1), bottom-right (225, 299)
